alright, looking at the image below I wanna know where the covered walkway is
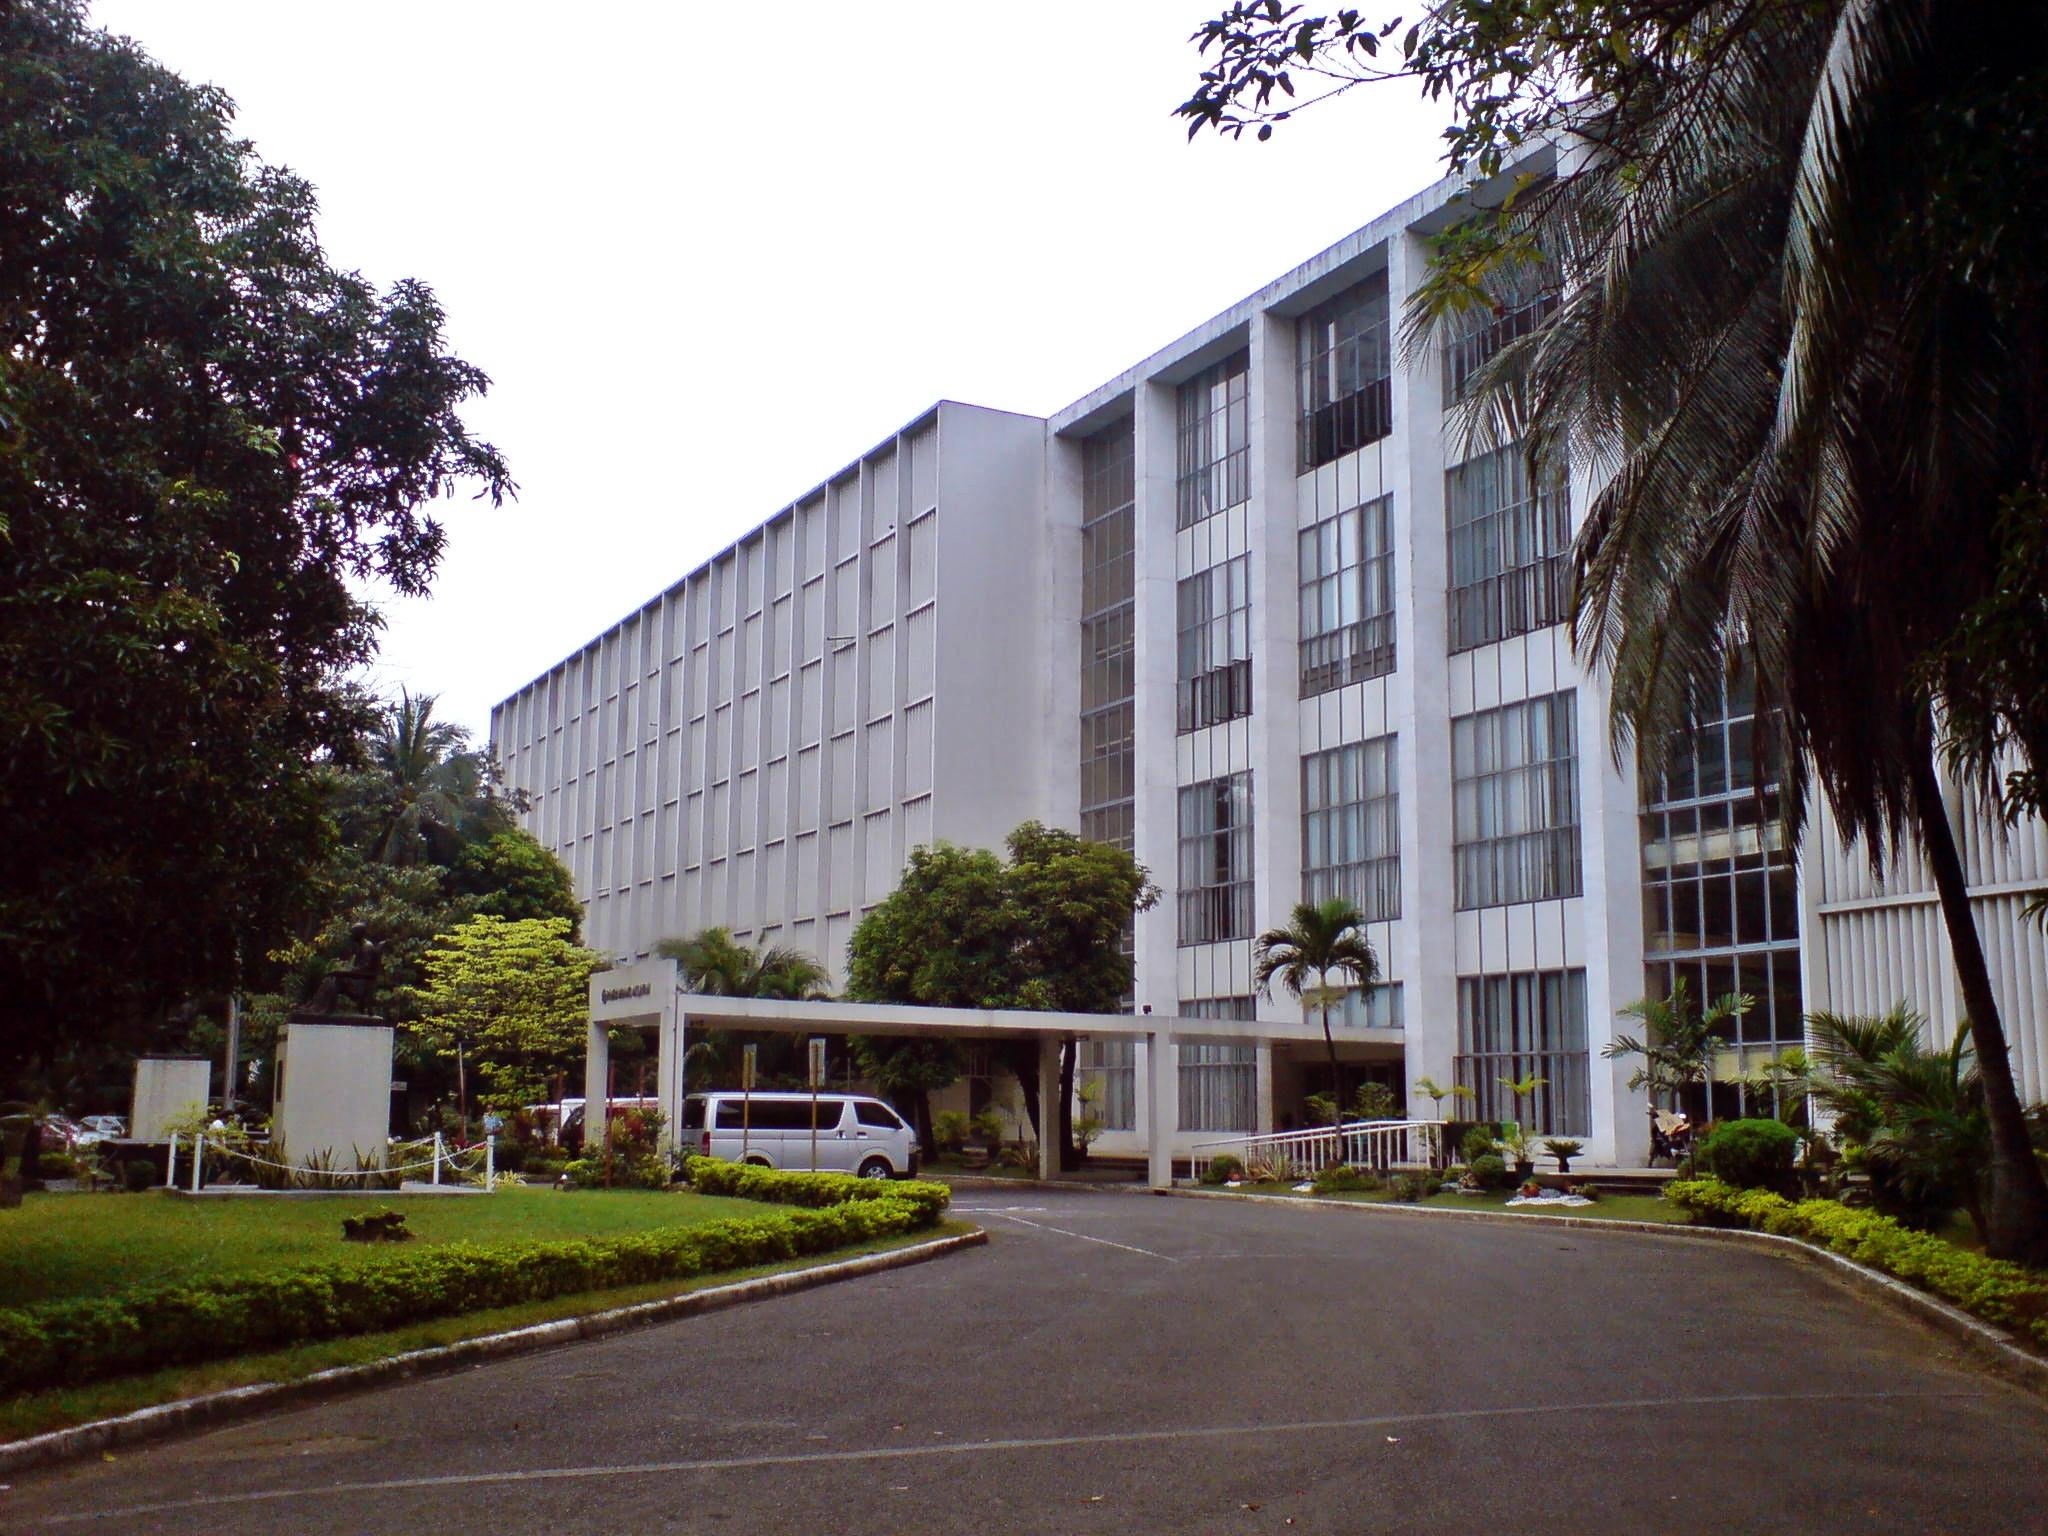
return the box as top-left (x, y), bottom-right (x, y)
top-left (585, 958), bottom-right (1401, 1188)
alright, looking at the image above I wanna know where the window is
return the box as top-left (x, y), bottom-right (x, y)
top-left (1078, 1039), bottom-right (1136, 1132)
top-left (715, 1099), bottom-right (845, 1131)
top-left (1640, 672), bottom-right (1804, 1114)
top-left (1325, 982), bottom-right (1404, 1032)
top-left (855, 1100), bottom-right (905, 1130)
top-left (1178, 773), bottom-right (1254, 945)
top-left (1299, 495), bottom-right (1395, 694)
top-left (1447, 445), bottom-right (1570, 653)
top-left (1176, 352), bottom-right (1250, 529)
top-left (1177, 556), bottom-right (1252, 732)
top-left (1298, 274), bottom-right (1392, 469)
top-left (1080, 425), bottom-right (1137, 852)
top-left (1302, 736), bottom-right (1401, 921)
top-left (1452, 692), bottom-right (1581, 908)
top-left (1455, 969), bottom-right (1590, 1135)
top-left (1179, 1040), bottom-right (1257, 1131)
top-left (1444, 259), bottom-right (1558, 405)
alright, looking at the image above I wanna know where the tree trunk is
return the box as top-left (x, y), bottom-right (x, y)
top-left (1059, 1038), bottom-right (1079, 1173)
top-left (998, 1041), bottom-right (1041, 1154)
top-left (1909, 747), bottom-right (2048, 1265)
top-left (1322, 980), bottom-right (1343, 1148)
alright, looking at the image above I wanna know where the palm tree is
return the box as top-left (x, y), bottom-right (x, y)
top-left (1808, 1008), bottom-right (1990, 1242)
top-left (657, 928), bottom-right (831, 1088)
top-left (1603, 978), bottom-right (1753, 1153)
top-left (363, 691), bottom-right (494, 865)
top-left (1417, 4), bottom-right (2048, 1262)
top-left (1252, 898), bottom-right (1379, 1142)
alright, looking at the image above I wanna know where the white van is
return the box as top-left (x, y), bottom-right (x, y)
top-left (682, 1092), bottom-right (919, 1179)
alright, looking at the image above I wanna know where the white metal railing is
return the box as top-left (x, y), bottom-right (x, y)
top-left (1186, 1119), bottom-right (1445, 1183)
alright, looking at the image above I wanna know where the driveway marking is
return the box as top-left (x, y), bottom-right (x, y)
top-left (982, 1210), bottom-right (1179, 1260)
top-left (25, 1389), bottom-right (1985, 1524)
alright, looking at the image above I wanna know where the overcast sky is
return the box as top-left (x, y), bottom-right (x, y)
top-left (90, 2), bottom-right (1453, 742)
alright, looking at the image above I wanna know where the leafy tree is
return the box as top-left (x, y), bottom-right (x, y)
top-left (1252, 897), bottom-right (1379, 1141)
top-left (450, 827), bottom-right (583, 935)
top-left (0, 1), bottom-right (510, 1079)
top-left (406, 915), bottom-right (604, 1137)
top-left (845, 823), bottom-right (1156, 1169)
top-left (849, 1036), bottom-right (963, 1152)
top-left (1178, 0), bottom-right (2048, 1261)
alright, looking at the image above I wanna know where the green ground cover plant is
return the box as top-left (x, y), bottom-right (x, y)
top-left (0, 1188), bottom-right (749, 1308)
top-left (0, 1168), bottom-right (949, 1398)
top-left (1667, 1177), bottom-right (2048, 1347)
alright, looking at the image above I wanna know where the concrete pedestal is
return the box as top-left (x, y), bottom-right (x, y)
top-left (130, 1056), bottom-right (212, 1142)
top-left (273, 1016), bottom-right (394, 1170)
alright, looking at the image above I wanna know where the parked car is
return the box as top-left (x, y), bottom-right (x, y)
top-left (682, 1091), bottom-right (918, 1179)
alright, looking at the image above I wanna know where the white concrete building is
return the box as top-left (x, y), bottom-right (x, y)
top-left (493, 147), bottom-right (2047, 1166)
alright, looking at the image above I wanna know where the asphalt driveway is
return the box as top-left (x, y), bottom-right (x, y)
top-left (6, 1189), bottom-right (2046, 1534)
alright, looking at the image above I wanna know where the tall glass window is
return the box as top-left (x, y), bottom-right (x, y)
top-left (1325, 982), bottom-right (1405, 1032)
top-left (1178, 773), bottom-right (1254, 945)
top-left (1177, 555), bottom-right (1252, 733)
top-left (1302, 736), bottom-right (1401, 921)
top-left (1176, 997), bottom-right (1258, 1132)
top-left (1176, 352), bottom-right (1250, 530)
top-left (1640, 673), bottom-right (1803, 1115)
top-left (1080, 426), bottom-right (1137, 853)
top-left (1452, 692), bottom-right (1581, 909)
top-left (1443, 260), bottom-right (1558, 405)
top-left (1078, 1038), bottom-right (1136, 1131)
top-left (1456, 969), bottom-right (1590, 1135)
top-left (1298, 274), bottom-right (1392, 469)
top-left (1446, 445), bottom-right (1571, 653)
top-left (1299, 495), bottom-right (1395, 695)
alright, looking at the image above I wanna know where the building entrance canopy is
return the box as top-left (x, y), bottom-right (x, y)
top-left (586, 961), bottom-right (1401, 1187)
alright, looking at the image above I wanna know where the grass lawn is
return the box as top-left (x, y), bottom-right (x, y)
top-left (0, 1220), bottom-right (975, 1444)
top-left (0, 1186), bottom-right (757, 1309)
top-left (1212, 1182), bottom-right (1691, 1224)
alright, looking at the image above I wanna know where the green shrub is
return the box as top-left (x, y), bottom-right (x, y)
top-left (1666, 1178), bottom-right (2048, 1349)
top-left (1200, 1154), bottom-right (1244, 1186)
top-left (1699, 1118), bottom-right (1800, 1192)
top-left (682, 1156), bottom-right (951, 1226)
top-left (1466, 1153), bottom-right (1510, 1191)
top-left (0, 1189), bottom-right (946, 1398)
top-left (562, 1155), bottom-right (672, 1190)
top-left (1389, 1173), bottom-right (1431, 1202)
top-left (1461, 1125), bottom-right (1500, 1164)
top-left (1312, 1164), bottom-right (1382, 1194)
top-left (121, 1158), bottom-right (156, 1193)
top-left (931, 1110), bottom-right (971, 1153)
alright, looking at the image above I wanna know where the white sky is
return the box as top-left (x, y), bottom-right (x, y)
top-left (90, 2), bottom-right (1453, 741)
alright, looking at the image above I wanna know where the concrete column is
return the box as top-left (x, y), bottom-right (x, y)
top-left (584, 1018), bottom-right (610, 1148)
top-left (658, 1006), bottom-right (686, 1157)
top-left (1037, 1034), bottom-right (1063, 1181)
top-left (1146, 1027), bottom-right (1179, 1187)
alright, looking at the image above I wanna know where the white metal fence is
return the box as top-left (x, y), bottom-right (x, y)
top-left (1186, 1119), bottom-right (1444, 1184)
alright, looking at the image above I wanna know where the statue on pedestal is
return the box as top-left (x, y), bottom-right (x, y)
top-left (298, 924), bottom-right (384, 1018)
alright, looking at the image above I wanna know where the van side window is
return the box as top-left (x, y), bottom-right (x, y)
top-left (715, 1099), bottom-right (846, 1131)
top-left (855, 1101), bottom-right (904, 1130)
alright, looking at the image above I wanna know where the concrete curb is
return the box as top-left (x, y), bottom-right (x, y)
top-left (1162, 1186), bottom-right (2048, 1399)
top-left (0, 1228), bottom-right (987, 1479)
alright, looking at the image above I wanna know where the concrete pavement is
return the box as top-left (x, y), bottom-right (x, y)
top-left (5, 1190), bottom-right (2045, 1534)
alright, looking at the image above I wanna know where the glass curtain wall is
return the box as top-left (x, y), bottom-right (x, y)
top-left (1178, 774), bottom-right (1255, 944)
top-left (1176, 353), bottom-right (1250, 530)
top-left (1446, 445), bottom-right (1571, 653)
top-left (1455, 969), bottom-right (1591, 1135)
top-left (1298, 274), bottom-right (1392, 469)
top-left (1639, 675), bottom-right (1804, 1116)
top-left (1451, 692), bottom-right (1582, 908)
top-left (1177, 555), bottom-right (1252, 732)
top-left (1178, 997), bottom-right (1258, 1132)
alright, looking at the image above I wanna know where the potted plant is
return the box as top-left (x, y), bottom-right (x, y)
top-left (1499, 1121), bottom-right (1537, 1179)
top-left (1544, 1138), bottom-right (1583, 1175)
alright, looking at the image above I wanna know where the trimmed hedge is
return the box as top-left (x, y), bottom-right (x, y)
top-left (0, 1184), bottom-right (945, 1399)
top-left (1666, 1178), bottom-right (2048, 1348)
top-left (682, 1156), bottom-right (951, 1225)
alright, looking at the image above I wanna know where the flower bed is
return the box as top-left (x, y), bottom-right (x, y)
top-left (1665, 1177), bottom-right (2048, 1348)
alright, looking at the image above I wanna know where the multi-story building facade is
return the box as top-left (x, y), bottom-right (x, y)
top-left (492, 146), bottom-right (2048, 1165)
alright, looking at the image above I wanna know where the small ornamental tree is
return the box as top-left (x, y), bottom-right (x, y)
top-left (407, 916), bottom-right (604, 1137)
